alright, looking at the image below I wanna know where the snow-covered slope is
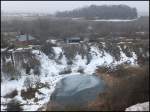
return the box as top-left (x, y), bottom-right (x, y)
top-left (0, 43), bottom-right (144, 111)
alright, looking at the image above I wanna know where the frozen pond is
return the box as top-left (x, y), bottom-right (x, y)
top-left (50, 74), bottom-right (105, 107)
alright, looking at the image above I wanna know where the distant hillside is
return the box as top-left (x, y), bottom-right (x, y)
top-left (56, 5), bottom-right (137, 19)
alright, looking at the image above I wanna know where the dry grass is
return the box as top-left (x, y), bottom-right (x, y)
top-left (6, 99), bottom-right (23, 111)
top-left (88, 64), bottom-right (149, 111)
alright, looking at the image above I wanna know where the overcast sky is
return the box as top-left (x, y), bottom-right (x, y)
top-left (1, 1), bottom-right (149, 14)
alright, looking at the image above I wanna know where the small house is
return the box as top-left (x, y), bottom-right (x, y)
top-left (15, 34), bottom-right (38, 45)
top-left (64, 37), bottom-right (81, 43)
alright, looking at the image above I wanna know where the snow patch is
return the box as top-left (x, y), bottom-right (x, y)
top-left (126, 102), bottom-right (149, 111)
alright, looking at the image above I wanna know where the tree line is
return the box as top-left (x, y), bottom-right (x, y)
top-left (56, 5), bottom-right (137, 19)
top-left (1, 16), bottom-right (148, 47)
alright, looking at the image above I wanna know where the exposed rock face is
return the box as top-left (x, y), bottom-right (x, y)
top-left (1, 41), bottom-right (149, 80)
top-left (1, 49), bottom-right (41, 81)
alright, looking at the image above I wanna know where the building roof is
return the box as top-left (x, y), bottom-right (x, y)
top-left (66, 37), bottom-right (81, 40)
top-left (16, 34), bottom-right (35, 41)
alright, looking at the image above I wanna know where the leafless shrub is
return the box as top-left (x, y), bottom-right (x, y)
top-left (6, 99), bottom-right (23, 111)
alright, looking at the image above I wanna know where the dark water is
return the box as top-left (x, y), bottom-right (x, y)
top-left (50, 74), bottom-right (106, 107)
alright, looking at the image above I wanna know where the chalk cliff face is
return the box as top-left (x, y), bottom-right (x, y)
top-left (1, 41), bottom-right (149, 111)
